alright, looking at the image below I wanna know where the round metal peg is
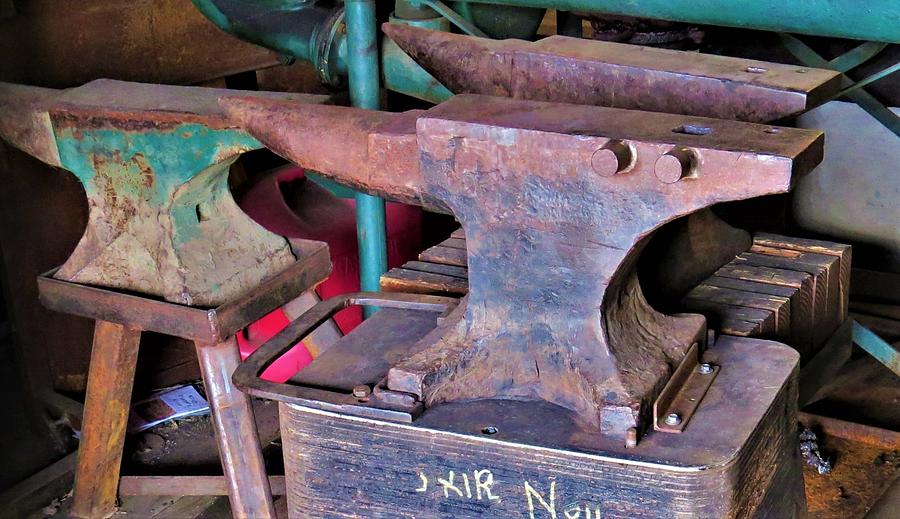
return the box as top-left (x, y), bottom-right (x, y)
top-left (591, 139), bottom-right (635, 177)
top-left (655, 147), bottom-right (698, 184)
top-left (664, 413), bottom-right (682, 426)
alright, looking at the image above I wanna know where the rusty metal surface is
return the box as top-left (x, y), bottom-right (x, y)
top-left (233, 292), bottom-right (458, 423)
top-left (225, 93), bottom-right (823, 441)
top-left (799, 413), bottom-right (900, 519)
top-left (382, 23), bottom-right (841, 123)
top-left (37, 242), bottom-right (331, 343)
top-left (0, 79), bottom-right (330, 306)
top-left (195, 336), bottom-right (275, 519)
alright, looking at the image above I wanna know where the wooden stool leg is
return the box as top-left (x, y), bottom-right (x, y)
top-left (71, 321), bottom-right (141, 519)
top-left (195, 336), bottom-right (275, 519)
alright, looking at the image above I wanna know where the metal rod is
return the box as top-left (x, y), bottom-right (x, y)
top-left (852, 321), bottom-right (900, 376)
top-left (345, 0), bottom-right (388, 317)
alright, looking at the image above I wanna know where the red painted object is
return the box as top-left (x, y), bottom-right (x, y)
top-left (236, 167), bottom-right (422, 382)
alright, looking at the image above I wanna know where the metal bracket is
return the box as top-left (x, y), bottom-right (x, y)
top-left (653, 342), bottom-right (720, 433)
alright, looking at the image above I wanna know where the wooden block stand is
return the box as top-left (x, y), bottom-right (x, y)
top-left (37, 243), bottom-right (330, 519)
top-left (247, 324), bottom-right (805, 517)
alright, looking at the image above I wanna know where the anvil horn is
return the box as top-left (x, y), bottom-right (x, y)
top-left (381, 23), bottom-right (841, 123)
top-left (0, 82), bottom-right (63, 167)
top-left (219, 96), bottom-right (449, 212)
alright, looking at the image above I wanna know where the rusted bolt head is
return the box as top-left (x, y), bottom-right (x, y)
top-left (655, 147), bottom-right (698, 184)
top-left (665, 413), bottom-right (682, 426)
top-left (591, 140), bottom-right (634, 177)
top-left (352, 385), bottom-right (371, 398)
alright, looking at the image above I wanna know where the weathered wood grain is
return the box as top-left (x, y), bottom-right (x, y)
top-left (419, 245), bottom-right (468, 267)
top-left (71, 321), bottom-right (141, 519)
top-left (705, 275), bottom-right (814, 359)
top-left (277, 337), bottom-right (803, 518)
top-left (381, 268), bottom-right (468, 295)
top-left (753, 233), bottom-right (850, 321)
top-left (685, 284), bottom-right (791, 341)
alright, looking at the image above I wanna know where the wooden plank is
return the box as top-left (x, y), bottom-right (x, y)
top-left (0, 451), bottom-right (77, 519)
top-left (450, 228), bottom-right (466, 239)
top-left (715, 264), bottom-right (817, 355)
top-left (71, 321), bottom-right (141, 519)
top-left (439, 237), bottom-right (467, 250)
top-left (381, 268), bottom-right (468, 295)
top-left (732, 252), bottom-right (836, 348)
top-left (686, 284), bottom-right (791, 342)
top-left (753, 233), bottom-right (851, 321)
top-left (119, 476), bottom-right (287, 496)
top-left (402, 261), bottom-right (468, 279)
top-left (746, 246), bottom-right (841, 339)
top-left (419, 245), bottom-right (467, 267)
top-left (681, 299), bottom-right (776, 338)
top-left (705, 275), bottom-right (814, 358)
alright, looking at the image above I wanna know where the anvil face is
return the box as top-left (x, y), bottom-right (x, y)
top-left (0, 79), bottom-right (330, 306)
top-left (222, 93), bottom-right (824, 439)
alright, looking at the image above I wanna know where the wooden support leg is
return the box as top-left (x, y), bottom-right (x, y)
top-left (71, 321), bottom-right (141, 519)
top-left (195, 336), bottom-right (275, 519)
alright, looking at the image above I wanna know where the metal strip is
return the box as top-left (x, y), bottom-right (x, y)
top-left (852, 321), bottom-right (900, 376)
top-left (653, 342), bottom-right (720, 433)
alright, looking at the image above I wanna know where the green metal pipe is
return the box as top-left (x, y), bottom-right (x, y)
top-left (462, 0), bottom-right (900, 43)
top-left (191, 0), bottom-right (347, 84)
top-left (345, 0), bottom-right (388, 317)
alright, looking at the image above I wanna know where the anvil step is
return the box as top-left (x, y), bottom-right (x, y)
top-left (0, 79), bottom-right (330, 306)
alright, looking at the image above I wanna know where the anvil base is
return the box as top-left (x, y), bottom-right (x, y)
top-left (276, 337), bottom-right (805, 518)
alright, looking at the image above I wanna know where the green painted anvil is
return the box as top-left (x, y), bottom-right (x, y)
top-left (0, 80), bottom-right (329, 306)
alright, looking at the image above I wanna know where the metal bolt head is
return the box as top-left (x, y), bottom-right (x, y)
top-left (665, 413), bottom-right (682, 426)
top-left (352, 385), bottom-right (371, 398)
top-left (481, 426), bottom-right (499, 435)
top-left (655, 147), bottom-right (698, 184)
top-left (591, 139), bottom-right (634, 177)
top-left (698, 363), bottom-right (714, 375)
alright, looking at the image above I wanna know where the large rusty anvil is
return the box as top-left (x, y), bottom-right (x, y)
top-left (0, 80), bottom-right (328, 306)
top-left (221, 93), bottom-right (823, 438)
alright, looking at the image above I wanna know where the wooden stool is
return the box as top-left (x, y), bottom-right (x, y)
top-left (38, 244), bottom-right (330, 519)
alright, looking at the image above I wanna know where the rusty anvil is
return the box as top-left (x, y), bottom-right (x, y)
top-left (221, 92), bottom-right (824, 441)
top-left (0, 80), bottom-right (329, 306)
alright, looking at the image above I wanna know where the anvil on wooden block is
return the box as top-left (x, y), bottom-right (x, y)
top-left (0, 79), bottom-right (329, 306)
top-left (228, 88), bottom-right (823, 516)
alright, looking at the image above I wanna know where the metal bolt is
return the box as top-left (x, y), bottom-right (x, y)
top-left (665, 413), bottom-right (682, 426)
top-left (698, 363), bottom-right (714, 375)
top-left (481, 426), bottom-right (499, 435)
top-left (352, 385), bottom-right (371, 398)
top-left (624, 427), bottom-right (638, 448)
top-left (591, 139), bottom-right (634, 177)
top-left (655, 147), bottom-right (698, 184)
